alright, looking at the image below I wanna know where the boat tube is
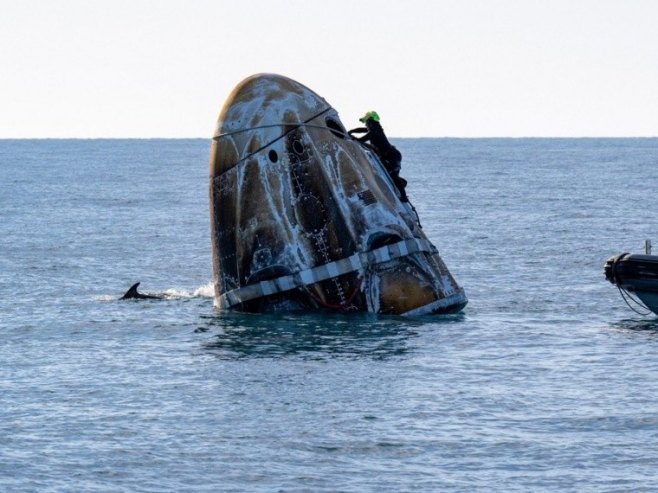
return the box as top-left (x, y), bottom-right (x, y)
top-left (604, 252), bottom-right (658, 316)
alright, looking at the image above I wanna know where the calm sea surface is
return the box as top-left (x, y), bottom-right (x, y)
top-left (2, 138), bottom-right (658, 492)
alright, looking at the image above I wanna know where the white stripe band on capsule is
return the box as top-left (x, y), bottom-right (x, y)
top-left (218, 237), bottom-right (436, 308)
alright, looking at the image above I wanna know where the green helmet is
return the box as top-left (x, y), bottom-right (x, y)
top-left (359, 111), bottom-right (380, 123)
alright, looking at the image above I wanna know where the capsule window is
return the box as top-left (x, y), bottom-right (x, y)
top-left (325, 117), bottom-right (346, 139)
top-left (369, 233), bottom-right (403, 250)
top-left (292, 139), bottom-right (305, 155)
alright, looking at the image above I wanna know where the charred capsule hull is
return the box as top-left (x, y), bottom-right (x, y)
top-left (209, 73), bottom-right (467, 315)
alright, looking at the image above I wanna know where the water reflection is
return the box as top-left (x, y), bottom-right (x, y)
top-left (609, 317), bottom-right (658, 336)
top-left (196, 311), bottom-right (462, 360)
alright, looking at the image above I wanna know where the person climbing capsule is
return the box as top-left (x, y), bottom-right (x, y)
top-left (349, 111), bottom-right (408, 201)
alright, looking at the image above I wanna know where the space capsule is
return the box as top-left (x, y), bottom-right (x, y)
top-left (209, 73), bottom-right (466, 315)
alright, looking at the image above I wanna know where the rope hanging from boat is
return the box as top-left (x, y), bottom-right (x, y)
top-left (617, 286), bottom-right (653, 316)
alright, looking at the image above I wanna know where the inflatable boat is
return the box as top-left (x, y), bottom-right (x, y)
top-left (605, 243), bottom-right (658, 316)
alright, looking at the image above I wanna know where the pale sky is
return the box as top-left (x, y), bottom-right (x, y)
top-left (1, 0), bottom-right (657, 138)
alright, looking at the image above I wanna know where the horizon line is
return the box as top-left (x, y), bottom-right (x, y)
top-left (1, 135), bottom-right (657, 140)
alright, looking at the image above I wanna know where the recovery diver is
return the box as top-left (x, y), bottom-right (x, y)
top-left (349, 111), bottom-right (408, 202)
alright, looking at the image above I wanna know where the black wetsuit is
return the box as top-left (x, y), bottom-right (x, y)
top-left (349, 120), bottom-right (408, 201)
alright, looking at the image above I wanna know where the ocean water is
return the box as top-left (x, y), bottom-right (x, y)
top-left (2, 138), bottom-right (658, 492)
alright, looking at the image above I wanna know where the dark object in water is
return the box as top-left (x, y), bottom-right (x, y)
top-left (120, 282), bottom-right (162, 300)
top-left (209, 73), bottom-right (467, 315)
top-left (605, 252), bottom-right (658, 316)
